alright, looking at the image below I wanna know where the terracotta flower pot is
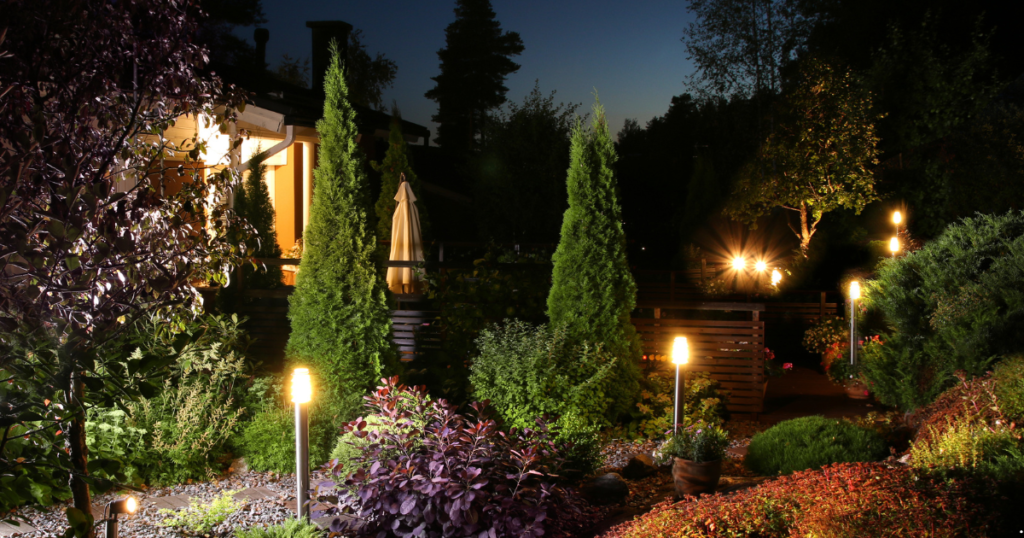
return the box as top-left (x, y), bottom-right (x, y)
top-left (672, 457), bottom-right (723, 497)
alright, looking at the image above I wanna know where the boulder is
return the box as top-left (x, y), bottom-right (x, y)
top-left (228, 457), bottom-right (247, 475)
top-left (621, 453), bottom-right (659, 479)
top-left (580, 473), bottom-right (629, 505)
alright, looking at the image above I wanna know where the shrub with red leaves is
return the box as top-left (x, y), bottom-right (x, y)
top-left (911, 370), bottom-right (1005, 449)
top-left (600, 462), bottom-right (990, 538)
top-left (320, 377), bottom-right (580, 538)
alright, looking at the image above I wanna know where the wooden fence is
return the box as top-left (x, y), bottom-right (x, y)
top-left (632, 303), bottom-right (766, 414)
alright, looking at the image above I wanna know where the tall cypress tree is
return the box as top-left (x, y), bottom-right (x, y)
top-left (425, 0), bottom-right (524, 156)
top-left (236, 152), bottom-right (283, 289)
top-left (370, 110), bottom-right (429, 256)
top-left (287, 42), bottom-right (393, 415)
top-left (547, 101), bottom-right (642, 420)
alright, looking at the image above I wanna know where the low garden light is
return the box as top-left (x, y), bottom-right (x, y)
top-left (771, 269), bottom-right (782, 287)
top-left (889, 236), bottom-right (899, 256)
top-left (672, 336), bottom-right (689, 435)
top-left (731, 257), bottom-right (745, 271)
top-left (849, 282), bottom-right (860, 370)
top-left (892, 210), bottom-right (902, 225)
top-left (292, 368), bottom-right (312, 520)
top-left (104, 496), bottom-right (137, 538)
top-left (755, 260), bottom-right (767, 272)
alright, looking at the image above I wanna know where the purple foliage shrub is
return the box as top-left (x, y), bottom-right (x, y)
top-left (320, 377), bottom-right (577, 538)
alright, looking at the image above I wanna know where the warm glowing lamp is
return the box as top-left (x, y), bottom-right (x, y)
top-left (889, 236), bottom-right (899, 255)
top-left (732, 257), bottom-right (745, 270)
top-left (291, 368), bottom-right (312, 403)
top-left (672, 336), bottom-right (689, 365)
top-left (755, 260), bottom-right (767, 272)
top-left (849, 281), bottom-right (861, 300)
top-left (292, 368), bottom-right (312, 520)
top-left (104, 496), bottom-right (138, 538)
top-left (771, 269), bottom-right (782, 286)
top-left (893, 211), bottom-right (902, 225)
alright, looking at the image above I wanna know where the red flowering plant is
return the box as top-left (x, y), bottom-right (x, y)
top-left (762, 347), bottom-right (791, 377)
top-left (318, 377), bottom-right (580, 538)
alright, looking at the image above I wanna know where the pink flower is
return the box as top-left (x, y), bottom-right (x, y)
top-left (783, 363), bottom-right (793, 370)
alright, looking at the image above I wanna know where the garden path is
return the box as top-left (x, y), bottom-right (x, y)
top-left (759, 366), bottom-right (876, 426)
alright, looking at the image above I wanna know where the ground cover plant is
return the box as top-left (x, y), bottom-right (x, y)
top-left (862, 211), bottom-right (1024, 411)
top-left (321, 377), bottom-right (579, 538)
top-left (601, 462), bottom-right (990, 537)
top-left (160, 490), bottom-right (244, 535)
top-left (235, 519), bottom-right (324, 538)
top-left (745, 416), bottom-right (888, 475)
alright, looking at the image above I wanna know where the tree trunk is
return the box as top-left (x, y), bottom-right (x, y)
top-left (68, 369), bottom-right (94, 538)
top-left (798, 202), bottom-right (812, 257)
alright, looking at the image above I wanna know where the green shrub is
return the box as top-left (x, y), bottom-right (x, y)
top-left (910, 421), bottom-right (1024, 482)
top-left (993, 354), bottom-right (1024, 422)
top-left (160, 490), bottom-right (243, 534)
top-left (85, 407), bottom-right (148, 485)
top-left (238, 399), bottom-right (337, 473)
top-left (863, 211), bottom-right (1024, 411)
top-left (471, 320), bottom-right (616, 432)
top-left (235, 519), bottom-right (324, 538)
top-left (627, 371), bottom-right (728, 440)
top-left (745, 416), bottom-right (888, 475)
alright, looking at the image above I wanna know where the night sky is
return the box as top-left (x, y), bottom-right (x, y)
top-left (238, 0), bottom-right (698, 141)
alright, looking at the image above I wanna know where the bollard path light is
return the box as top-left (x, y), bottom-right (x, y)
top-left (849, 282), bottom-right (861, 371)
top-left (889, 236), bottom-right (899, 256)
top-left (292, 368), bottom-right (312, 520)
top-left (672, 336), bottom-right (689, 435)
top-left (104, 496), bottom-right (137, 538)
top-left (731, 257), bottom-right (745, 271)
top-left (771, 269), bottom-right (782, 287)
top-left (755, 260), bottom-right (767, 272)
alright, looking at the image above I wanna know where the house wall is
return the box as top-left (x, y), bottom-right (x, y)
top-left (273, 143), bottom-right (302, 253)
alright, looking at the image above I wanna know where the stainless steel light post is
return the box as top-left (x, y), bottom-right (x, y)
top-left (292, 368), bottom-right (312, 520)
top-left (849, 282), bottom-right (860, 370)
top-left (672, 336), bottom-right (689, 435)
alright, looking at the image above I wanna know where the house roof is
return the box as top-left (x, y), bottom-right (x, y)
top-left (210, 60), bottom-right (429, 143)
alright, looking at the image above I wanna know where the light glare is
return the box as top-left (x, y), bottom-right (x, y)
top-left (889, 236), bottom-right (899, 254)
top-left (126, 496), bottom-right (137, 514)
top-left (771, 269), bottom-right (782, 286)
top-left (672, 336), bottom-right (689, 365)
top-left (893, 211), bottom-right (902, 225)
top-left (731, 257), bottom-right (745, 270)
top-left (850, 281), bottom-right (861, 300)
top-left (755, 260), bottom-right (767, 272)
top-left (291, 368), bottom-right (312, 404)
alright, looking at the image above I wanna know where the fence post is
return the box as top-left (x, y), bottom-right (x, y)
top-left (439, 242), bottom-right (445, 262)
top-left (819, 291), bottom-right (826, 319)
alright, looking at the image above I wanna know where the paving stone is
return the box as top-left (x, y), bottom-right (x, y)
top-left (725, 445), bottom-right (748, 458)
top-left (0, 520), bottom-right (37, 537)
top-left (145, 494), bottom-right (192, 511)
top-left (233, 486), bottom-right (278, 502)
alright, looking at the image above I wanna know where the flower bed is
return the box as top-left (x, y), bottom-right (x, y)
top-left (600, 462), bottom-right (989, 537)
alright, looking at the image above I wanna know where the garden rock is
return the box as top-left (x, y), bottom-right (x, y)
top-left (229, 457), bottom-right (248, 475)
top-left (581, 473), bottom-right (629, 505)
top-left (622, 453), bottom-right (659, 479)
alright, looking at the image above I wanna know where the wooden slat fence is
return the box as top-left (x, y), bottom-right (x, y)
top-left (632, 315), bottom-right (766, 414)
top-left (391, 310), bottom-right (442, 361)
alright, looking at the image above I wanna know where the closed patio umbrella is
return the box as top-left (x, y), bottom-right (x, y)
top-left (387, 175), bottom-right (423, 294)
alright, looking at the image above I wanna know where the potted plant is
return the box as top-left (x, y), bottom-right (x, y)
top-left (664, 420), bottom-right (729, 497)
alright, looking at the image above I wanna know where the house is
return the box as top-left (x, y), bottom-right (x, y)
top-left (154, 21), bottom-right (431, 255)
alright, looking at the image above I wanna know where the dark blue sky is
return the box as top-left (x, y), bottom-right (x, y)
top-left (243, 0), bottom-right (698, 141)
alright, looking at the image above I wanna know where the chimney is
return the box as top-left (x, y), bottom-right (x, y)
top-left (254, 28), bottom-right (269, 70)
top-left (306, 21), bottom-right (353, 94)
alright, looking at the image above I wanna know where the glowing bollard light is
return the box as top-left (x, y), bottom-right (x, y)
top-left (731, 257), bottom-right (745, 271)
top-left (672, 336), bottom-right (689, 435)
top-left (889, 236), bottom-right (899, 256)
top-left (104, 496), bottom-right (137, 538)
top-left (292, 368), bottom-right (312, 520)
top-left (771, 269), bottom-right (782, 287)
top-left (893, 210), bottom-right (902, 226)
top-left (755, 260), bottom-right (767, 272)
top-left (849, 282), bottom-right (860, 371)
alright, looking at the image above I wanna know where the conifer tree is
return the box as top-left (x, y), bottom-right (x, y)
top-left (287, 43), bottom-right (393, 415)
top-left (370, 110), bottom-right (429, 256)
top-left (547, 101), bottom-right (642, 420)
top-left (235, 152), bottom-right (283, 289)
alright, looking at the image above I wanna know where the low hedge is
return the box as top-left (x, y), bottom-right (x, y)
top-left (745, 416), bottom-right (888, 475)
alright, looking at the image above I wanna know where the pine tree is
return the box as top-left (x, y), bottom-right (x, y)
top-left (547, 101), bottom-right (642, 421)
top-left (424, 0), bottom-right (524, 156)
top-left (236, 152), bottom-right (283, 289)
top-left (287, 42), bottom-right (393, 416)
top-left (370, 110), bottom-right (429, 256)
